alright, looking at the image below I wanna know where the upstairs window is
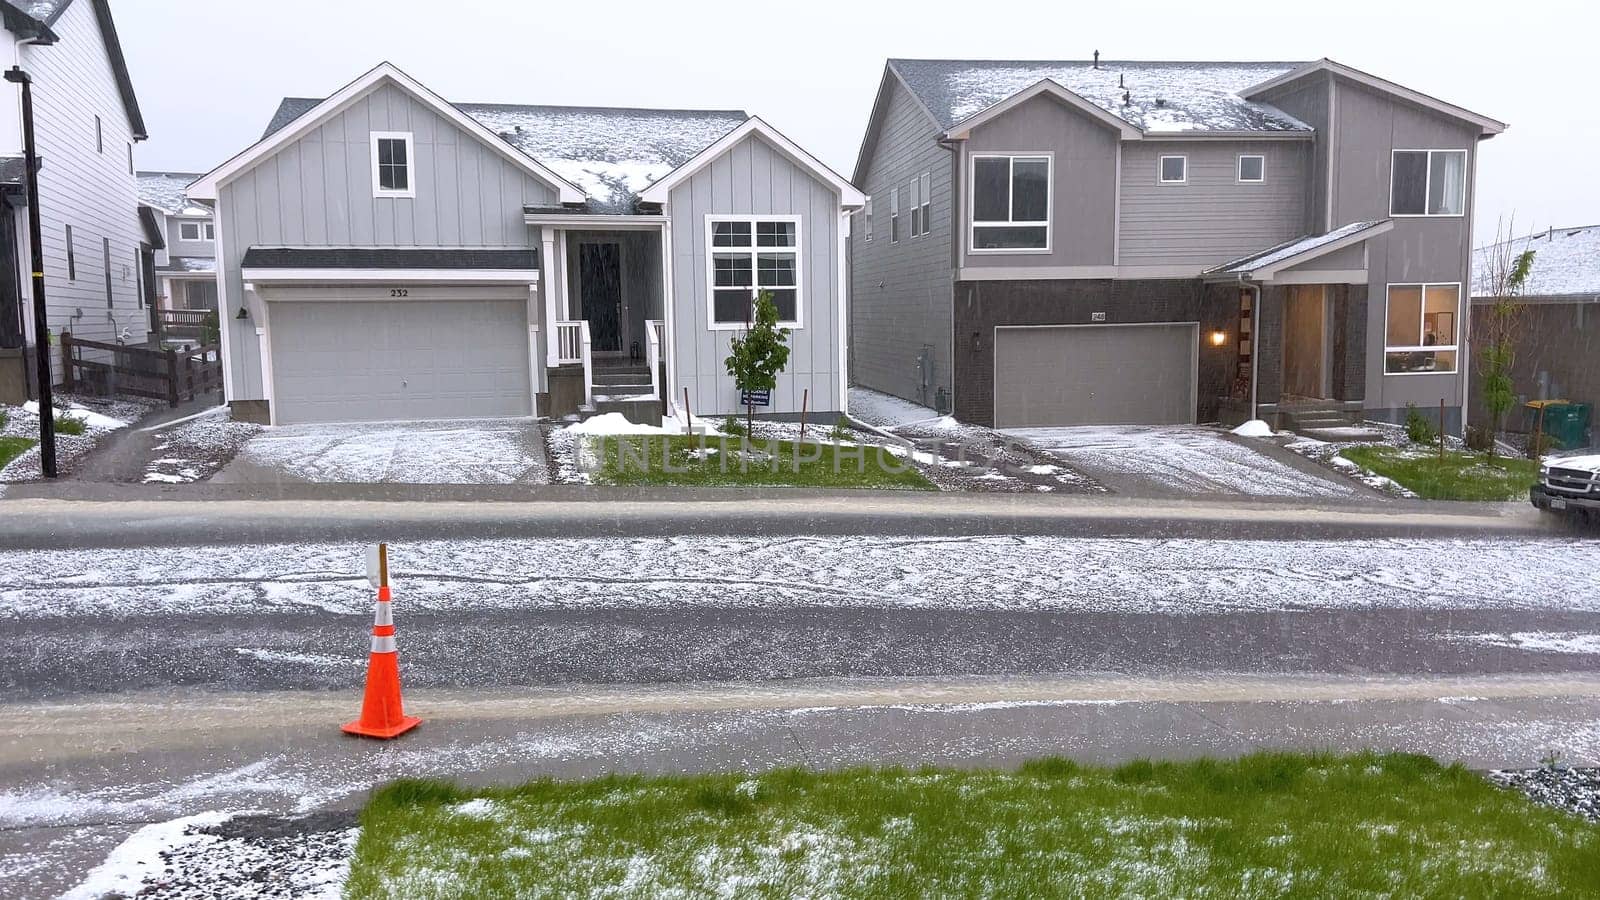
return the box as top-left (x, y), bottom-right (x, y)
top-left (1385, 283), bottom-right (1460, 374)
top-left (863, 197), bottom-right (873, 242)
top-left (709, 216), bottom-right (801, 328)
top-left (1238, 154), bottom-right (1265, 183)
top-left (889, 188), bottom-right (900, 243)
top-left (102, 237), bottom-right (112, 309)
top-left (178, 221), bottom-right (213, 242)
top-left (1158, 155), bottom-right (1187, 184)
top-left (95, 116), bottom-right (102, 153)
top-left (909, 176), bottom-right (922, 237)
top-left (1390, 150), bottom-right (1465, 216)
top-left (65, 225), bottom-right (76, 280)
top-left (971, 154), bottom-right (1050, 251)
top-left (918, 172), bottom-right (931, 236)
top-left (370, 132), bottom-right (415, 198)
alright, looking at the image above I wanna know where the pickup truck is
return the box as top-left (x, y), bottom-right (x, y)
top-left (1531, 454), bottom-right (1600, 524)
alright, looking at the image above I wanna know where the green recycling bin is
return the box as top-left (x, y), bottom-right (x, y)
top-left (1526, 401), bottom-right (1592, 450)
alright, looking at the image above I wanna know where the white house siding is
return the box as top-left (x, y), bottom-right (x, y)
top-left (217, 81), bottom-right (559, 400)
top-left (21, 0), bottom-right (146, 379)
top-left (667, 132), bottom-right (843, 417)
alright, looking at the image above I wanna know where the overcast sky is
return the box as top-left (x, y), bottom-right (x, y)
top-left (120, 0), bottom-right (1595, 240)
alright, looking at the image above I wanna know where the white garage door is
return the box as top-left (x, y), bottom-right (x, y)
top-left (268, 292), bottom-right (531, 424)
top-left (993, 324), bottom-right (1197, 427)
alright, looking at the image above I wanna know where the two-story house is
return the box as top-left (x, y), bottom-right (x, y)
top-left (0, 0), bottom-right (148, 404)
top-left (136, 171), bottom-right (217, 314)
top-left (850, 58), bottom-right (1505, 434)
top-left (188, 62), bottom-right (862, 426)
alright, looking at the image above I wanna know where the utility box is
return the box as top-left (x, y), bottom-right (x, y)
top-left (1525, 400), bottom-right (1593, 451)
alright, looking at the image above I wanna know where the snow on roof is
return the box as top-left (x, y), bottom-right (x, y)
top-left (1472, 226), bottom-right (1600, 298)
top-left (136, 171), bottom-right (209, 217)
top-left (262, 97), bottom-right (747, 214)
top-left (890, 59), bottom-right (1312, 134)
top-left (156, 256), bottom-right (216, 274)
top-left (1206, 220), bottom-right (1387, 275)
top-left (20, 0), bottom-right (71, 24)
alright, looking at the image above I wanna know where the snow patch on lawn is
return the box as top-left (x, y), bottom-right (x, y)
top-left (452, 798), bottom-right (504, 819)
top-left (1231, 419), bottom-right (1276, 437)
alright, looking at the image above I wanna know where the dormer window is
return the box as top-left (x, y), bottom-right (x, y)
top-left (178, 221), bottom-right (214, 242)
top-left (371, 132), bottom-right (415, 198)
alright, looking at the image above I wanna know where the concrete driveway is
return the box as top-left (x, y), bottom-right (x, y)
top-left (1003, 425), bottom-right (1365, 499)
top-left (211, 418), bottom-right (549, 485)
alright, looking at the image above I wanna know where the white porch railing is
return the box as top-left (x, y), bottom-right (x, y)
top-left (553, 320), bottom-right (593, 406)
top-left (645, 319), bottom-right (664, 401)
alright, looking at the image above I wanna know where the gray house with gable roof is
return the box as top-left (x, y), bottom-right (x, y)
top-left (850, 57), bottom-right (1505, 433)
top-left (188, 62), bottom-right (862, 426)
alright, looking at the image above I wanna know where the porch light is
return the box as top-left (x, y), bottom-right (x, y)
top-left (1209, 330), bottom-right (1227, 347)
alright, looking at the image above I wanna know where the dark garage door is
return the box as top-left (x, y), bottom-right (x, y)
top-left (993, 323), bottom-right (1198, 427)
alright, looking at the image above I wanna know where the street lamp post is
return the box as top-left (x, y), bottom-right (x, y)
top-left (5, 65), bottom-right (56, 477)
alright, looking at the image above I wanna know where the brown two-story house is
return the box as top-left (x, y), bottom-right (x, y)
top-left (849, 58), bottom-right (1505, 433)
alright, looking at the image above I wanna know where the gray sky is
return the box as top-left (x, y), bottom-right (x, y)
top-left (121, 0), bottom-right (1596, 240)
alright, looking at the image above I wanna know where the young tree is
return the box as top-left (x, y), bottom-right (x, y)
top-left (724, 290), bottom-right (791, 435)
top-left (1476, 217), bottom-right (1536, 459)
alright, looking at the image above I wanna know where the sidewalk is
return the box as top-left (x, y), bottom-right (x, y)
top-left (4, 673), bottom-right (1598, 897)
top-left (0, 489), bottom-right (1559, 549)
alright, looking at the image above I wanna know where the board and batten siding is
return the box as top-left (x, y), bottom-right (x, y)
top-left (218, 81), bottom-right (558, 400)
top-left (1117, 140), bottom-right (1310, 268)
top-left (849, 75), bottom-right (954, 410)
top-left (21, 0), bottom-right (147, 377)
top-left (667, 132), bottom-right (843, 417)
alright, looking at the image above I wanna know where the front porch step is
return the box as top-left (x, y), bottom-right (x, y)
top-left (1280, 402), bottom-right (1363, 433)
top-left (593, 372), bottom-right (654, 387)
top-left (593, 365), bottom-right (651, 379)
top-left (582, 396), bottom-right (663, 427)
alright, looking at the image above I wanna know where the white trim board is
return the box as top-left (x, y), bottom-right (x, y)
top-left (240, 268), bottom-right (541, 284)
top-left (186, 62), bottom-right (585, 203)
top-left (702, 214), bottom-right (804, 332)
top-left (641, 116), bottom-right (865, 208)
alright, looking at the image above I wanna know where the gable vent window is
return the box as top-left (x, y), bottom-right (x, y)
top-left (1390, 149), bottom-right (1465, 216)
top-left (371, 132), bottom-right (415, 198)
top-left (708, 216), bottom-right (801, 329)
top-left (970, 154), bottom-right (1050, 251)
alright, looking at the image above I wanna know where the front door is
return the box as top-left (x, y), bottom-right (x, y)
top-left (578, 242), bottom-right (622, 353)
top-left (1282, 285), bottom-right (1329, 400)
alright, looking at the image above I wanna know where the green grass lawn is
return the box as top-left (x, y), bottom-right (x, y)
top-left (0, 435), bottom-right (36, 469)
top-left (1341, 445), bottom-right (1540, 500)
top-left (588, 434), bottom-right (935, 490)
top-left (346, 752), bottom-right (1599, 898)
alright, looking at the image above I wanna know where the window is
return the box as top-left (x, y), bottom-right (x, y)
top-left (889, 188), bottom-right (900, 243)
top-left (863, 196), bottom-right (873, 242)
top-left (134, 249), bottom-right (143, 309)
top-left (1238, 154), bottom-right (1265, 183)
top-left (918, 172), bottom-right (931, 236)
top-left (95, 116), bottom-right (102, 153)
top-left (102, 238), bottom-right (112, 309)
top-left (970, 154), bottom-right (1050, 251)
top-left (127, 143), bottom-right (134, 175)
top-left (1390, 150), bottom-right (1465, 216)
top-left (65, 225), bottom-right (75, 280)
top-left (909, 177), bottom-right (921, 238)
top-left (1159, 155), bottom-right (1187, 184)
top-left (179, 221), bottom-right (204, 242)
top-left (204, 222), bottom-right (215, 240)
top-left (708, 216), bottom-right (801, 328)
top-left (370, 132), bottom-right (415, 198)
top-left (1384, 283), bottom-right (1460, 374)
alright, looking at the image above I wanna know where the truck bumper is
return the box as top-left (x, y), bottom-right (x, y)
top-left (1531, 484), bottom-right (1600, 512)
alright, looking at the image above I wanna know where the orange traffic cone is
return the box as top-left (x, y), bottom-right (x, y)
top-left (342, 584), bottom-right (421, 739)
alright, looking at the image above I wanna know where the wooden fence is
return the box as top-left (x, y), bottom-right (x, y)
top-left (60, 332), bottom-right (223, 407)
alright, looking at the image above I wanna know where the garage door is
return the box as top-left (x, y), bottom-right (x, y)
top-left (269, 293), bottom-right (530, 424)
top-left (993, 324), bottom-right (1197, 427)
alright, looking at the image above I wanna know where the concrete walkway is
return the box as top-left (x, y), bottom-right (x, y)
top-left (54, 393), bottom-right (224, 483)
top-left (3, 674), bottom-right (1597, 898)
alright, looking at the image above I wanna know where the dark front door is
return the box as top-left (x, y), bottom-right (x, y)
top-left (578, 242), bottom-right (622, 353)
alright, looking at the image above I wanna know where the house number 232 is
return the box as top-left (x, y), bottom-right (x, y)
top-left (389, 288), bottom-right (409, 297)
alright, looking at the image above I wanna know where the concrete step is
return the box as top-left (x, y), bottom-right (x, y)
top-left (593, 366), bottom-right (651, 378)
top-left (593, 373), bottom-right (653, 386)
top-left (589, 397), bottom-right (663, 427)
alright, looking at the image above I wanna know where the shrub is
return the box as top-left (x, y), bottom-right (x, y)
top-left (54, 411), bottom-right (86, 435)
top-left (830, 420), bottom-right (852, 443)
top-left (721, 415), bottom-right (747, 438)
top-left (1526, 431), bottom-right (1561, 459)
top-left (0, 408), bottom-right (8, 430)
top-left (1464, 425), bottom-right (1494, 452)
top-left (1404, 404), bottom-right (1437, 446)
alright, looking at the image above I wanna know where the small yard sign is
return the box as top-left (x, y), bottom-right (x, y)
top-left (740, 389), bottom-right (771, 407)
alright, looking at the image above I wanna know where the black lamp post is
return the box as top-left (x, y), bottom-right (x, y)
top-left (5, 65), bottom-right (55, 477)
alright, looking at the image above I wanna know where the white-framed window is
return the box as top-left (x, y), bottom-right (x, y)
top-left (889, 187), bottom-right (900, 243)
top-left (370, 131), bottom-right (415, 198)
top-left (1158, 155), bottom-right (1187, 184)
top-left (178, 220), bottom-right (214, 242)
top-left (918, 172), bottom-right (931, 236)
top-left (1237, 154), bottom-right (1265, 183)
top-left (95, 115), bottom-right (102, 153)
top-left (1384, 283), bottom-right (1461, 374)
top-left (969, 153), bottom-right (1051, 251)
top-left (1390, 149), bottom-right (1466, 217)
top-left (706, 215), bottom-right (802, 330)
top-left (909, 176), bottom-right (921, 237)
top-left (863, 196), bottom-right (873, 242)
